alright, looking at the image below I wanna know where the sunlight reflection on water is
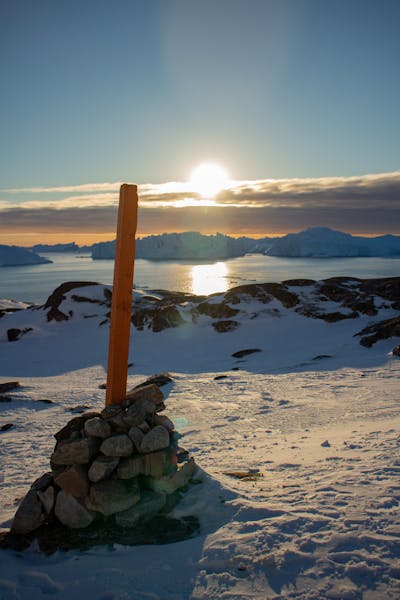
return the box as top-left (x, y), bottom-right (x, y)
top-left (191, 262), bottom-right (228, 296)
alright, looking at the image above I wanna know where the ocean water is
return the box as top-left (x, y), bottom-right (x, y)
top-left (0, 252), bottom-right (399, 304)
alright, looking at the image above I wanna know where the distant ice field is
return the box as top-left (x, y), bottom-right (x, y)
top-left (0, 252), bottom-right (399, 304)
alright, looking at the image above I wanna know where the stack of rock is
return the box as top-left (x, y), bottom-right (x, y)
top-left (11, 383), bottom-right (196, 535)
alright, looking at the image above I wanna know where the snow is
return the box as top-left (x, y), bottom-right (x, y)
top-left (92, 232), bottom-right (256, 260)
top-left (91, 229), bottom-right (400, 261)
top-left (0, 280), bottom-right (399, 599)
top-left (265, 227), bottom-right (400, 258)
top-left (0, 246), bottom-right (52, 267)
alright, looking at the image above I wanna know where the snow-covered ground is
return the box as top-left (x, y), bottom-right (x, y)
top-left (0, 280), bottom-right (399, 599)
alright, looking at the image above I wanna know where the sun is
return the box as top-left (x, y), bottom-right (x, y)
top-left (189, 162), bottom-right (230, 198)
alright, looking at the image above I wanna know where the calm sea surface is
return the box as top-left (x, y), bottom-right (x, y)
top-left (0, 253), bottom-right (399, 304)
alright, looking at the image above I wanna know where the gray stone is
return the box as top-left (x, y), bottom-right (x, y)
top-left (31, 472), bottom-right (53, 491)
top-left (54, 464), bottom-right (89, 497)
top-left (128, 426), bottom-right (144, 451)
top-left (88, 456), bottom-right (119, 482)
top-left (54, 412), bottom-right (100, 442)
top-left (37, 485), bottom-right (55, 514)
top-left (133, 373), bottom-right (172, 389)
top-left (138, 421), bottom-right (151, 433)
top-left (146, 458), bottom-right (197, 494)
top-left (117, 456), bottom-right (144, 479)
top-left (84, 417), bottom-right (111, 439)
top-left (124, 383), bottom-right (164, 407)
top-left (100, 434), bottom-right (133, 457)
top-left (86, 478), bottom-right (140, 516)
top-left (108, 411), bottom-right (129, 433)
top-left (101, 404), bottom-right (122, 420)
top-left (115, 491), bottom-right (166, 527)
top-left (11, 489), bottom-right (44, 534)
top-left (153, 414), bottom-right (174, 431)
top-left (140, 425), bottom-right (170, 453)
top-left (51, 437), bottom-right (98, 465)
top-left (123, 399), bottom-right (155, 427)
top-left (55, 490), bottom-right (95, 528)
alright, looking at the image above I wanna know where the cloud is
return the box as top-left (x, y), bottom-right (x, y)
top-left (2, 182), bottom-right (123, 194)
top-left (217, 171), bottom-right (400, 209)
top-left (1, 171), bottom-right (399, 237)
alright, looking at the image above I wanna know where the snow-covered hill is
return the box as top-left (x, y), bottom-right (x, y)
top-left (266, 227), bottom-right (400, 257)
top-left (0, 278), bottom-right (399, 599)
top-left (0, 245), bottom-right (52, 267)
top-left (91, 228), bottom-right (400, 260)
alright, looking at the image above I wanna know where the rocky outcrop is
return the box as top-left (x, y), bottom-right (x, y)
top-left (44, 281), bottom-right (101, 322)
top-left (1, 277), bottom-right (399, 341)
top-left (355, 316), bottom-right (400, 347)
top-left (0, 381), bottom-right (20, 394)
top-left (10, 381), bottom-right (197, 538)
top-left (212, 320), bottom-right (239, 333)
top-left (7, 327), bottom-right (33, 342)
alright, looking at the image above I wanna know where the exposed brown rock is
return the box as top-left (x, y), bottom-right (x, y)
top-left (54, 464), bottom-right (89, 497)
top-left (212, 320), bottom-right (239, 333)
top-left (1, 423), bottom-right (14, 431)
top-left (131, 305), bottom-right (184, 332)
top-left (133, 373), bottom-right (172, 389)
top-left (225, 283), bottom-right (299, 308)
top-left (196, 301), bottom-right (239, 319)
top-left (51, 438), bottom-right (98, 465)
top-left (0, 381), bottom-right (20, 394)
top-left (125, 383), bottom-right (164, 407)
top-left (7, 327), bottom-right (33, 342)
top-left (355, 315), bottom-right (400, 347)
top-left (44, 281), bottom-right (99, 311)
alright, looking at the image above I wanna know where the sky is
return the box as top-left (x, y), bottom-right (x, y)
top-left (0, 0), bottom-right (399, 244)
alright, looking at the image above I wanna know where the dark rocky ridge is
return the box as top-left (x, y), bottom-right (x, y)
top-left (1, 277), bottom-right (400, 348)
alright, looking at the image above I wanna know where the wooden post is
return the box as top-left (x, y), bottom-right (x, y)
top-left (105, 184), bottom-right (138, 406)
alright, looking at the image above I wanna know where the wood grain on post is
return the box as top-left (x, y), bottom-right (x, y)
top-left (106, 184), bottom-right (138, 406)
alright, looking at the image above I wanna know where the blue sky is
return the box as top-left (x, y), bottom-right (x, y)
top-left (0, 0), bottom-right (399, 242)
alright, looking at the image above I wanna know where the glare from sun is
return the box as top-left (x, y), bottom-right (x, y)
top-left (189, 162), bottom-right (230, 198)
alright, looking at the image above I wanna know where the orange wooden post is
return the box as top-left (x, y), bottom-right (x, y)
top-left (105, 184), bottom-right (138, 406)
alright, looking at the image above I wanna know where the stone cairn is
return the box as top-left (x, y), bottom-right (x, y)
top-left (11, 383), bottom-right (197, 536)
